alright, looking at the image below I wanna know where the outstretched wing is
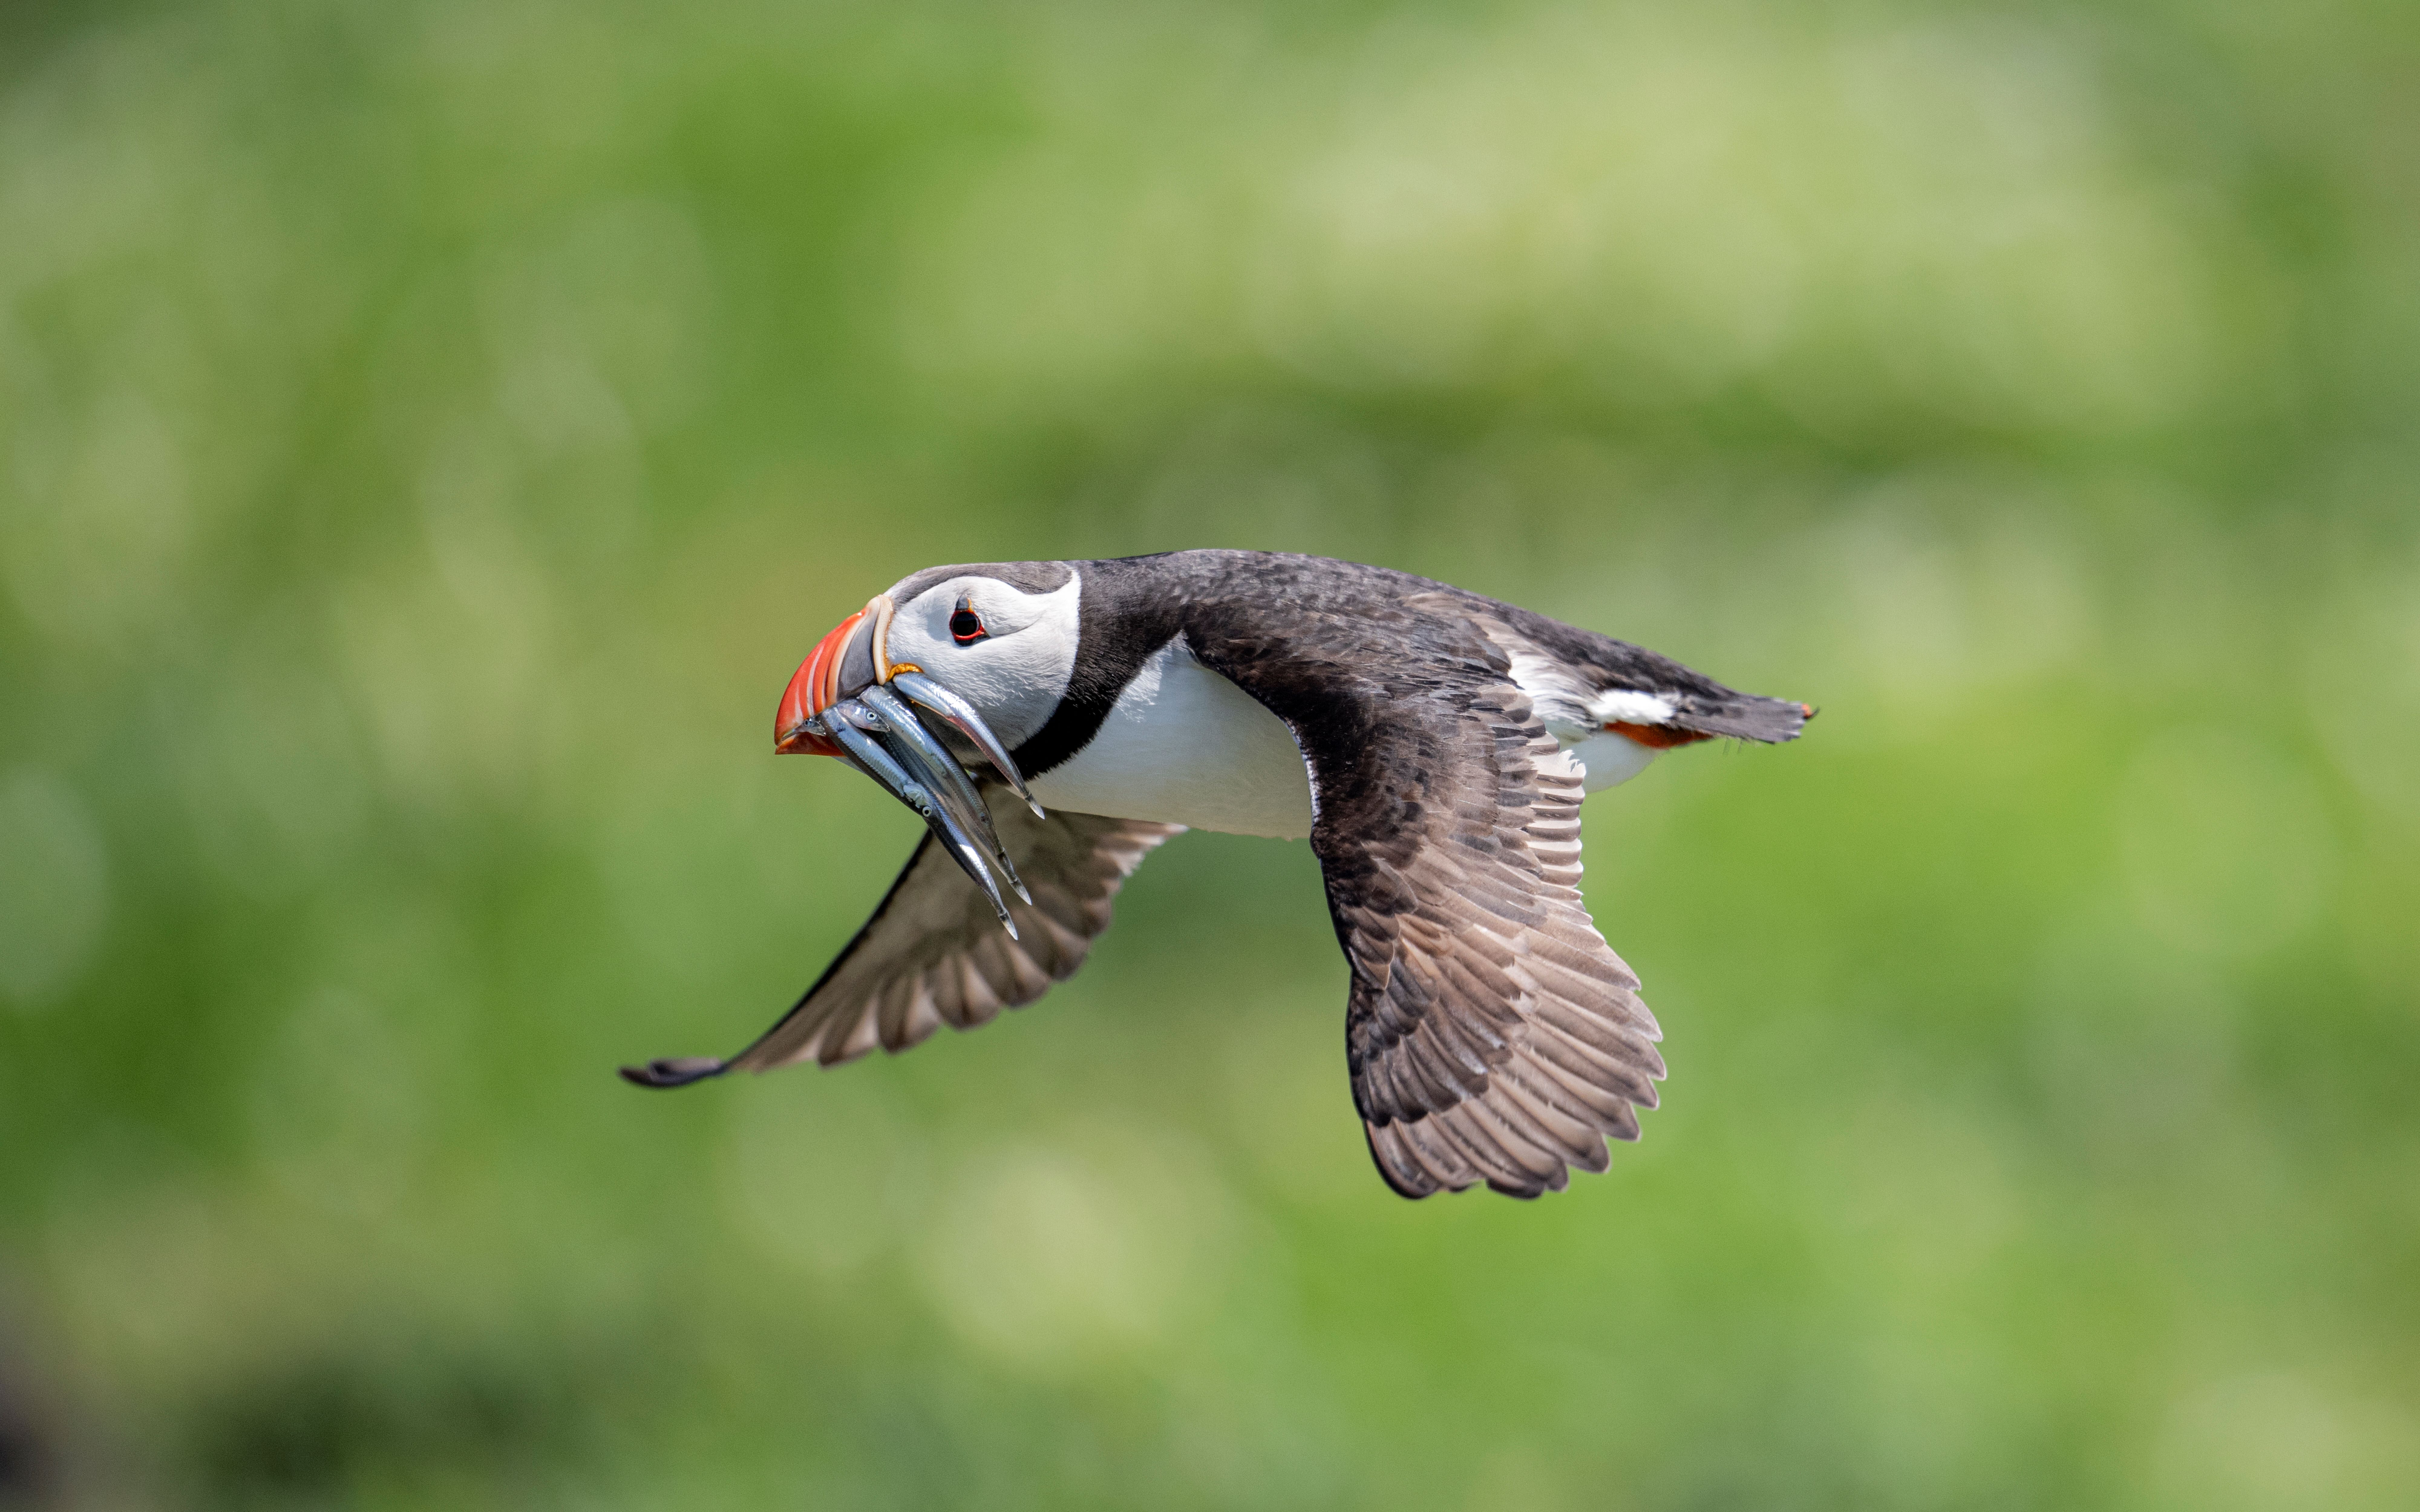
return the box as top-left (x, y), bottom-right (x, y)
top-left (622, 797), bottom-right (1181, 1087)
top-left (1313, 682), bottom-right (1666, 1200)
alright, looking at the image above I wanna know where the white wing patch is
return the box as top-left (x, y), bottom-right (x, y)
top-left (1493, 636), bottom-right (1668, 794)
top-left (1497, 647), bottom-right (1596, 732)
top-left (1588, 688), bottom-right (1678, 726)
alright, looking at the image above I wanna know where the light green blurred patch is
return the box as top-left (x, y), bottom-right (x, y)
top-left (0, 768), bottom-right (108, 1008)
top-left (722, 1071), bottom-right (930, 1277)
top-left (900, 6), bottom-right (2234, 441)
top-left (2118, 729), bottom-right (2338, 960)
top-left (2151, 1370), bottom-right (2406, 1512)
top-left (917, 1124), bottom-right (1240, 1374)
top-left (2307, 551), bottom-right (2420, 824)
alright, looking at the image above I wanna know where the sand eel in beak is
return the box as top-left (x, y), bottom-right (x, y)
top-left (624, 551), bottom-right (1814, 1200)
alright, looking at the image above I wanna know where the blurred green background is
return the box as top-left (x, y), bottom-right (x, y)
top-left (2, 0), bottom-right (2416, 1506)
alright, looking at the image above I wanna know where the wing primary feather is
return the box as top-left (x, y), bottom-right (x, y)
top-left (617, 1055), bottom-right (727, 1088)
top-left (622, 809), bottom-right (1179, 1087)
top-left (1203, 628), bottom-right (1686, 1198)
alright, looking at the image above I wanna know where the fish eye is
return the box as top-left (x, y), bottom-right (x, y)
top-left (949, 604), bottom-right (988, 644)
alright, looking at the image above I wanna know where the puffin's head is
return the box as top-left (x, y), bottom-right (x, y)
top-left (774, 561), bottom-right (1080, 761)
top-left (770, 561), bottom-right (1082, 932)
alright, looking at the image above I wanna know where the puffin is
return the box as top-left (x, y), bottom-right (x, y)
top-left (624, 550), bottom-right (1811, 1199)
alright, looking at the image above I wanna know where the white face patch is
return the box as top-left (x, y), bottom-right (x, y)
top-left (883, 573), bottom-right (1081, 749)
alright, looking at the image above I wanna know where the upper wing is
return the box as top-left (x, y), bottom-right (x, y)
top-left (621, 796), bottom-right (1181, 1086)
top-left (1314, 680), bottom-right (1666, 1200)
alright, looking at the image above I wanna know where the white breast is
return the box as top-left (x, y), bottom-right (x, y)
top-left (1027, 635), bottom-right (1316, 839)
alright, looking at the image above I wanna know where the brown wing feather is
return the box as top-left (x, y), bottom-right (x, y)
top-left (1174, 574), bottom-right (1676, 1201)
top-left (1321, 691), bottom-right (1663, 1200)
top-left (620, 798), bottom-right (1179, 1085)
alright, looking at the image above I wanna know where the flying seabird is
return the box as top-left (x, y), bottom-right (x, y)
top-left (624, 550), bottom-right (1811, 1198)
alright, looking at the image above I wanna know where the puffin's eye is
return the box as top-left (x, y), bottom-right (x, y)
top-left (949, 607), bottom-right (988, 645)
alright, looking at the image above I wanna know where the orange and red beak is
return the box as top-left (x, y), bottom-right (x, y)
top-left (775, 595), bottom-right (908, 755)
top-left (770, 591), bottom-right (1041, 934)
top-left (773, 610), bottom-right (862, 756)
top-left (770, 590), bottom-right (1041, 823)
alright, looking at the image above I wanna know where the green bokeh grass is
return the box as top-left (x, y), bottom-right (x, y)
top-left (2, 1), bottom-right (2416, 1507)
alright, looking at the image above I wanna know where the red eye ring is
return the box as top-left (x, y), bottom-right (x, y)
top-left (950, 608), bottom-right (988, 644)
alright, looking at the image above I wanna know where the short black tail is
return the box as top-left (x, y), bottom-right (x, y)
top-left (1669, 693), bottom-right (1814, 743)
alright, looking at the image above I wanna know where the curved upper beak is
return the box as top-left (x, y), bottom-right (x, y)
top-left (775, 595), bottom-right (899, 755)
